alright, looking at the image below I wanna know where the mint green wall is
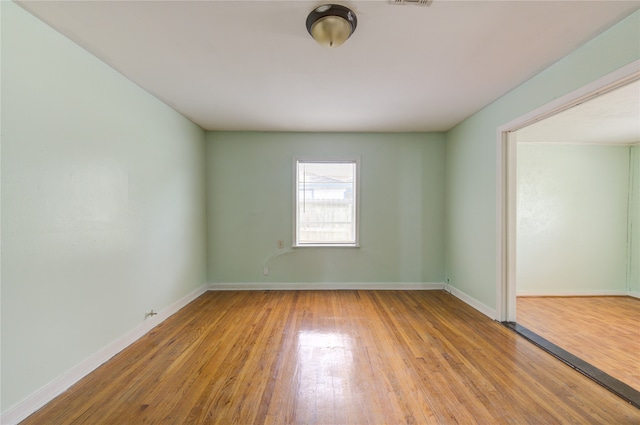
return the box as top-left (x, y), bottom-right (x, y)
top-left (516, 144), bottom-right (630, 294)
top-left (3, 0), bottom-right (639, 416)
top-left (630, 145), bottom-right (640, 294)
top-left (206, 132), bottom-right (445, 284)
top-left (1, 2), bottom-right (206, 413)
top-left (445, 10), bottom-right (640, 309)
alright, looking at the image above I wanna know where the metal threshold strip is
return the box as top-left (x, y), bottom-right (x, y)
top-left (503, 322), bottom-right (640, 409)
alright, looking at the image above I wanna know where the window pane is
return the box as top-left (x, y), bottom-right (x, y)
top-left (297, 161), bottom-right (357, 245)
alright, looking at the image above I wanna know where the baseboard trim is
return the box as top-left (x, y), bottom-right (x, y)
top-left (208, 282), bottom-right (445, 291)
top-left (0, 284), bottom-right (207, 425)
top-left (445, 285), bottom-right (497, 320)
top-left (517, 290), bottom-right (631, 297)
top-left (207, 283), bottom-right (501, 320)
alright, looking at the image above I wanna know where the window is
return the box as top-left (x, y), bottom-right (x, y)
top-left (294, 158), bottom-right (359, 247)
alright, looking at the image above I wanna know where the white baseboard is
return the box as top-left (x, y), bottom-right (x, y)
top-left (1, 284), bottom-right (207, 425)
top-left (445, 285), bottom-right (497, 320)
top-left (517, 290), bottom-right (630, 297)
top-left (208, 282), bottom-right (445, 291)
top-left (628, 291), bottom-right (640, 299)
top-left (208, 283), bottom-right (502, 320)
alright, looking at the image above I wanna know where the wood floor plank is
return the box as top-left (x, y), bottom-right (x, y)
top-left (517, 296), bottom-right (640, 393)
top-left (20, 291), bottom-right (640, 424)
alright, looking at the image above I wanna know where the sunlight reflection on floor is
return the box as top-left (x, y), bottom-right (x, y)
top-left (295, 331), bottom-right (355, 421)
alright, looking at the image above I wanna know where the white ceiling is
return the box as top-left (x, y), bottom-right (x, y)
top-left (517, 79), bottom-right (640, 145)
top-left (16, 0), bottom-right (640, 132)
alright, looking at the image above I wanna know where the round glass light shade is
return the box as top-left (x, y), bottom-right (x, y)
top-left (310, 15), bottom-right (352, 48)
top-left (306, 5), bottom-right (357, 48)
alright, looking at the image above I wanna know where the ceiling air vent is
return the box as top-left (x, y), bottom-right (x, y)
top-left (389, 0), bottom-right (433, 6)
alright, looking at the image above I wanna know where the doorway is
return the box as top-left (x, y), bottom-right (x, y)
top-left (497, 60), bottom-right (640, 405)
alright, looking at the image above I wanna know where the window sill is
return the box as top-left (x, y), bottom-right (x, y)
top-left (293, 244), bottom-right (360, 248)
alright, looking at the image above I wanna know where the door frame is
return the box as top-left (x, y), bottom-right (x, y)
top-left (495, 60), bottom-right (640, 322)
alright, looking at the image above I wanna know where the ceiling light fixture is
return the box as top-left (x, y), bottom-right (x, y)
top-left (306, 4), bottom-right (357, 48)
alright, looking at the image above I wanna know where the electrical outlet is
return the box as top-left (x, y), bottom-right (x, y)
top-left (277, 240), bottom-right (284, 249)
top-left (263, 266), bottom-right (269, 276)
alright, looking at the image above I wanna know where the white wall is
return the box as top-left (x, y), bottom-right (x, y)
top-left (1, 2), bottom-right (206, 414)
top-left (516, 144), bottom-right (630, 295)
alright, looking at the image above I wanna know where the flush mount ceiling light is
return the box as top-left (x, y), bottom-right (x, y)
top-left (306, 4), bottom-right (357, 48)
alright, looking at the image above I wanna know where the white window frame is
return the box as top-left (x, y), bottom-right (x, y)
top-left (293, 157), bottom-right (360, 248)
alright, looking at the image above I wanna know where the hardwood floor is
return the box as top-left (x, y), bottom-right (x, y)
top-left (517, 296), bottom-right (640, 393)
top-left (21, 291), bottom-right (640, 424)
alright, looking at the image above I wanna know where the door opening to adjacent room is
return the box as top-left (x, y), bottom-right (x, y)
top-left (497, 60), bottom-right (640, 407)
